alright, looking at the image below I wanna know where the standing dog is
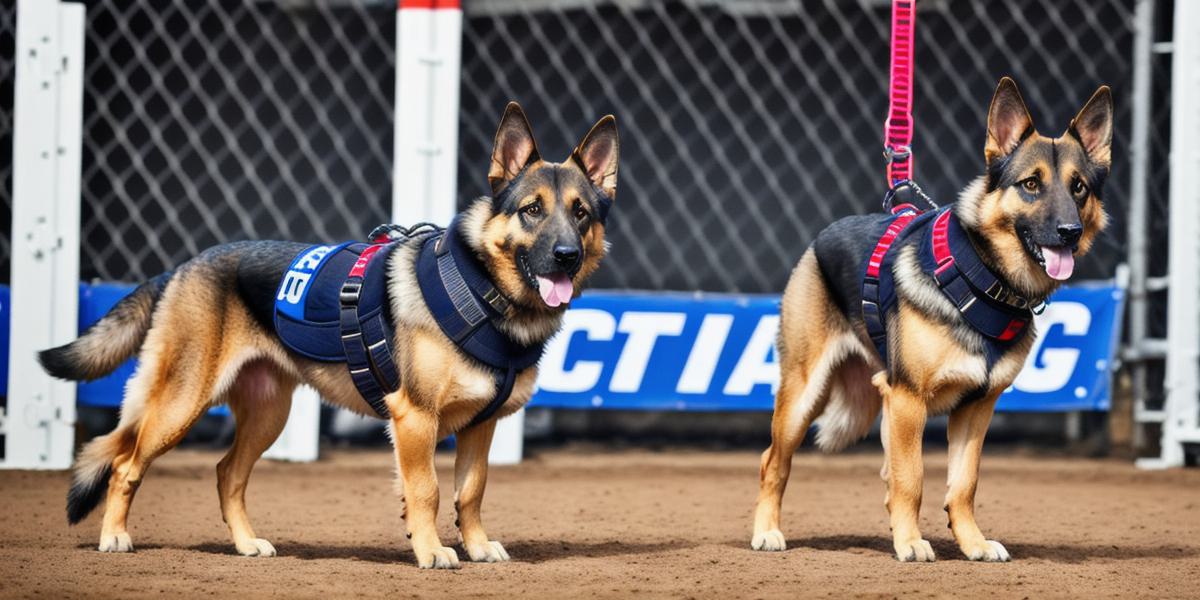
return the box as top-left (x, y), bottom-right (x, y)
top-left (751, 78), bottom-right (1111, 561)
top-left (40, 103), bottom-right (619, 569)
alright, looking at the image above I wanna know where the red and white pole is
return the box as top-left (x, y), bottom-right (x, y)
top-left (392, 0), bottom-right (462, 225)
top-left (391, 2), bottom-right (524, 464)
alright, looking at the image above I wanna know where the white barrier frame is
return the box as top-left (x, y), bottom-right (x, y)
top-left (1140, 0), bottom-right (1200, 469)
top-left (392, 0), bottom-right (462, 226)
top-left (263, 386), bottom-right (321, 463)
top-left (2, 0), bottom-right (85, 470)
top-left (391, 0), bottom-right (524, 464)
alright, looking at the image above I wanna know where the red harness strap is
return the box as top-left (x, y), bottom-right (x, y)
top-left (866, 208), bottom-right (919, 279)
top-left (884, 0), bottom-right (917, 186)
top-left (931, 208), bottom-right (954, 275)
top-left (349, 243), bottom-right (387, 278)
top-left (929, 210), bottom-right (1027, 342)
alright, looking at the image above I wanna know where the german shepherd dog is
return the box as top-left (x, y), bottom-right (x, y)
top-left (40, 103), bottom-right (619, 569)
top-left (751, 78), bottom-right (1111, 562)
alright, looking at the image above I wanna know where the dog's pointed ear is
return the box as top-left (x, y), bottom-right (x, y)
top-left (1069, 85), bottom-right (1113, 167)
top-left (985, 77), bottom-right (1034, 164)
top-left (570, 115), bottom-right (619, 199)
top-left (489, 102), bottom-right (541, 196)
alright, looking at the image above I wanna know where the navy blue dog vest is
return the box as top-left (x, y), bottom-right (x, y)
top-left (861, 203), bottom-right (1034, 370)
top-left (272, 218), bottom-right (545, 427)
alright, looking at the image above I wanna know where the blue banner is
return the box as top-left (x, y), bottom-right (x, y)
top-left (531, 285), bottom-right (1124, 412)
top-left (0, 283), bottom-right (1123, 413)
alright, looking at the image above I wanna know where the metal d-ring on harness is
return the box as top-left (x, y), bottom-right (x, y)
top-left (860, 0), bottom-right (1036, 371)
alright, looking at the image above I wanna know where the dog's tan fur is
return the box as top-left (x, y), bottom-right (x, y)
top-left (46, 103), bottom-right (618, 568)
top-left (752, 78), bottom-right (1112, 562)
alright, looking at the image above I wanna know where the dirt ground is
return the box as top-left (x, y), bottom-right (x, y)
top-left (1, 447), bottom-right (1198, 599)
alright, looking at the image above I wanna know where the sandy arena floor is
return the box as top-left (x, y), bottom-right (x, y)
top-left (1, 447), bottom-right (1198, 599)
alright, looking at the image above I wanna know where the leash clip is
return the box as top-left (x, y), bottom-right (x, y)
top-left (883, 144), bottom-right (911, 163)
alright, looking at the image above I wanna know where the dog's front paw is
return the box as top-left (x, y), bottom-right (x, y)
top-left (750, 529), bottom-right (786, 552)
top-left (894, 537), bottom-right (936, 562)
top-left (98, 532), bottom-right (134, 553)
top-left (465, 540), bottom-right (510, 563)
top-left (417, 546), bottom-right (461, 569)
top-left (235, 538), bottom-right (277, 557)
top-left (961, 539), bottom-right (1010, 562)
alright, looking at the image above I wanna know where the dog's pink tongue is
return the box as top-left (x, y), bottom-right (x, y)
top-left (536, 273), bottom-right (574, 308)
top-left (1041, 246), bottom-right (1075, 281)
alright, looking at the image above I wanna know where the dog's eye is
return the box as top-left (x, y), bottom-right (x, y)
top-left (522, 202), bottom-right (542, 218)
top-left (1071, 178), bottom-right (1089, 199)
top-left (1020, 177), bottom-right (1040, 193)
top-left (573, 203), bottom-right (589, 223)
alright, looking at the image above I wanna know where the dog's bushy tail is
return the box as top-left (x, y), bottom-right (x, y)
top-left (39, 272), bottom-right (171, 381)
top-left (67, 423), bottom-right (138, 524)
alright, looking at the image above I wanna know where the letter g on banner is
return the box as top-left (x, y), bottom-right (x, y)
top-left (1013, 301), bottom-right (1091, 394)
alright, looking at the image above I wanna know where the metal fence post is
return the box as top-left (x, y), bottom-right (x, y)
top-left (1148, 0), bottom-right (1200, 468)
top-left (1125, 0), bottom-right (1155, 450)
top-left (2, 0), bottom-right (84, 470)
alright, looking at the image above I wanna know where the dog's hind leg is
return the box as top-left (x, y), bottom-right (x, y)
top-left (751, 367), bottom-right (821, 552)
top-left (751, 250), bottom-right (846, 552)
top-left (945, 390), bottom-right (1010, 562)
top-left (217, 361), bottom-right (295, 557)
top-left (97, 359), bottom-right (214, 552)
top-left (453, 419), bottom-right (510, 563)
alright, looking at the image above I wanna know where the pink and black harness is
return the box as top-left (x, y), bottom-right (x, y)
top-left (862, 0), bottom-right (1033, 369)
top-left (860, 204), bottom-right (1034, 369)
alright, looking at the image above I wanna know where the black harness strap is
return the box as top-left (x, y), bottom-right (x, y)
top-left (338, 243), bottom-right (400, 418)
top-left (273, 215), bottom-right (549, 428)
top-left (416, 217), bottom-right (547, 431)
top-left (465, 367), bottom-right (518, 430)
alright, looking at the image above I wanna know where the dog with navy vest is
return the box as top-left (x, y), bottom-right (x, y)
top-left (40, 103), bottom-right (619, 569)
top-left (750, 78), bottom-right (1111, 562)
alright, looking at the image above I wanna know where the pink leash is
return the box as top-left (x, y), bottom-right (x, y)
top-left (884, 0), bottom-right (916, 187)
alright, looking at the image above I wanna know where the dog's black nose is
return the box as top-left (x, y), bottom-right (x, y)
top-left (553, 245), bottom-right (581, 267)
top-left (1057, 223), bottom-right (1084, 246)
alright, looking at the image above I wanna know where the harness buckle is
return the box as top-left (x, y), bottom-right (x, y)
top-left (481, 286), bottom-right (512, 318)
top-left (339, 280), bottom-right (363, 306)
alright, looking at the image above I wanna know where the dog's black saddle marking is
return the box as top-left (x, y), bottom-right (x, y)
top-left (861, 203), bottom-right (1033, 370)
top-left (271, 216), bottom-right (544, 429)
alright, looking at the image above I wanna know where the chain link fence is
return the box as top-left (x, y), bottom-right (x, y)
top-left (72, 0), bottom-right (397, 283)
top-left (1, 4), bottom-right (15, 285)
top-left (460, 0), bottom-right (1140, 293)
top-left (0, 0), bottom-right (1163, 298)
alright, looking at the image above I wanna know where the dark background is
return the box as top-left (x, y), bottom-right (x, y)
top-left (0, 0), bottom-right (1171, 294)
